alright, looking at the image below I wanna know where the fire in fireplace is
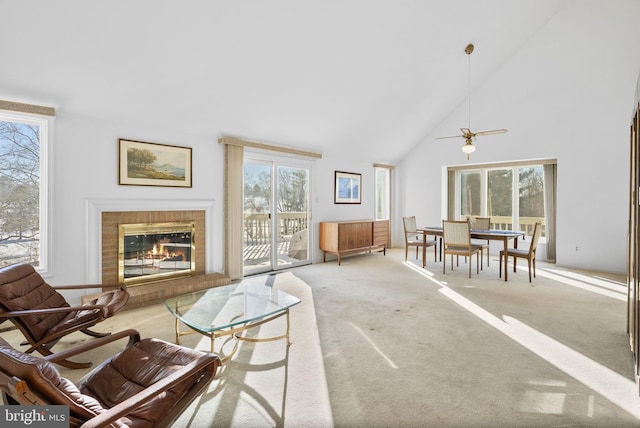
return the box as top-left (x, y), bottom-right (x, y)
top-left (118, 221), bottom-right (195, 285)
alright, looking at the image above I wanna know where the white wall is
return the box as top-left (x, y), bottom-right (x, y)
top-left (50, 111), bottom-right (226, 290)
top-left (28, 0), bottom-right (640, 298)
top-left (395, 0), bottom-right (640, 273)
top-left (50, 107), bottom-right (378, 291)
top-left (310, 154), bottom-right (380, 262)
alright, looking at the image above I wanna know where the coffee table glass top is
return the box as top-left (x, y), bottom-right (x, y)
top-left (164, 279), bottom-right (301, 333)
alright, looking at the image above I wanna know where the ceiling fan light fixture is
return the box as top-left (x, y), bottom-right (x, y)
top-left (461, 143), bottom-right (476, 154)
top-left (461, 140), bottom-right (476, 160)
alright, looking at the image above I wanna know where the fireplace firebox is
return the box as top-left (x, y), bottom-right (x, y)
top-left (118, 222), bottom-right (195, 285)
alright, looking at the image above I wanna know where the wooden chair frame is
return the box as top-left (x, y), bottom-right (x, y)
top-left (403, 216), bottom-right (437, 265)
top-left (499, 221), bottom-right (543, 282)
top-left (471, 216), bottom-right (491, 267)
top-left (442, 220), bottom-right (483, 278)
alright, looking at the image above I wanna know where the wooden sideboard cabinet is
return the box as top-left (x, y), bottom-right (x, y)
top-left (319, 219), bottom-right (389, 265)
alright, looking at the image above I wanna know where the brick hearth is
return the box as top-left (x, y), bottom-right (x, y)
top-left (124, 272), bottom-right (231, 309)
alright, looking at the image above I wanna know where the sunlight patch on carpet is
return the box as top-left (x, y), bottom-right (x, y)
top-left (403, 261), bottom-right (640, 419)
top-left (349, 321), bottom-right (398, 369)
top-left (535, 268), bottom-right (626, 301)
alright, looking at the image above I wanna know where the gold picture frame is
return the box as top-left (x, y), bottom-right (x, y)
top-left (119, 139), bottom-right (192, 187)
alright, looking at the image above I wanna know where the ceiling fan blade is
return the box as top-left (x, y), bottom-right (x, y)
top-left (474, 129), bottom-right (508, 136)
top-left (435, 135), bottom-right (465, 140)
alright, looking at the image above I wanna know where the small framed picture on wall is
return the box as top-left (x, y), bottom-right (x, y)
top-left (334, 171), bottom-right (361, 204)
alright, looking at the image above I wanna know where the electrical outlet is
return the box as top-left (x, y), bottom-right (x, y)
top-left (575, 246), bottom-right (579, 251)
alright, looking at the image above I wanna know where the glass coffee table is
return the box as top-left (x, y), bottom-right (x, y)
top-left (164, 279), bottom-right (301, 362)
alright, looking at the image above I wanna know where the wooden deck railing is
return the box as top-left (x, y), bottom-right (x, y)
top-left (489, 216), bottom-right (545, 237)
top-left (244, 212), bottom-right (308, 245)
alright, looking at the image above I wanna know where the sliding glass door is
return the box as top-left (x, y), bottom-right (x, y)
top-left (243, 157), bottom-right (311, 275)
top-left (243, 160), bottom-right (272, 274)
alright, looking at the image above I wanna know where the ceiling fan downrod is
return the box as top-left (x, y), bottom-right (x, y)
top-left (466, 43), bottom-right (473, 131)
top-left (434, 42), bottom-right (507, 160)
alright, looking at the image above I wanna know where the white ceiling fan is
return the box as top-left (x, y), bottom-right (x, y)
top-left (436, 43), bottom-right (507, 160)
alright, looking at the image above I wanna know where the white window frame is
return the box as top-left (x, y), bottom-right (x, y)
top-left (0, 109), bottom-right (52, 273)
top-left (452, 162), bottom-right (547, 241)
top-left (374, 165), bottom-right (392, 220)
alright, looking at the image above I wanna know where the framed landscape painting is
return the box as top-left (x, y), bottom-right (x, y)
top-left (119, 139), bottom-right (192, 187)
top-left (334, 171), bottom-right (361, 204)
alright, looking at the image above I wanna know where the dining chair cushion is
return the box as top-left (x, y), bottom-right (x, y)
top-left (502, 248), bottom-right (529, 257)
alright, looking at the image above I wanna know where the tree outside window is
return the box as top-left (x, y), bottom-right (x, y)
top-left (457, 165), bottom-right (545, 237)
top-left (519, 166), bottom-right (545, 237)
top-left (460, 171), bottom-right (481, 218)
top-left (0, 118), bottom-right (42, 267)
top-left (488, 169), bottom-right (512, 217)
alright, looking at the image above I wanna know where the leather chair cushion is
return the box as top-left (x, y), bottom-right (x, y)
top-left (48, 290), bottom-right (130, 337)
top-left (45, 309), bottom-right (102, 337)
top-left (78, 338), bottom-right (212, 427)
top-left (84, 289), bottom-right (130, 317)
top-left (0, 263), bottom-right (72, 342)
top-left (0, 337), bottom-right (109, 421)
top-left (0, 263), bottom-right (129, 341)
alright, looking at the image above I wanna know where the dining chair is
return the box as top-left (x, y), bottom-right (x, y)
top-left (442, 220), bottom-right (483, 278)
top-left (403, 216), bottom-right (437, 264)
top-left (471, 216), bottom-right (491, 267)
top-left (499, 221), bottom-right (543, 282)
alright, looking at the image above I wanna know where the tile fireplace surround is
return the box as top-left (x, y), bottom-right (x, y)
top-left (89, 200), bottom-right (229, 309)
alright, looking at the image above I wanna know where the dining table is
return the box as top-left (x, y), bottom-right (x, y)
top-left (417, 226), bottom-right (526, 281)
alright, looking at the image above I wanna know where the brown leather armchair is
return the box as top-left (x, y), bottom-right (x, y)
top-left (0, 262), bottom-right (130, 368)
top-left (0, 329), bottom-right (221, 428)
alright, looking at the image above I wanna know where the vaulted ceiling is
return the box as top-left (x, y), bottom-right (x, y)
top-left (1, 1), bottom-right (571, 164)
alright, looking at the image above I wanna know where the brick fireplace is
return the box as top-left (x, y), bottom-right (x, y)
top-left (97, 207), bottom-right (229, 309)
top-left (119, 221), bottom-right (195, 285)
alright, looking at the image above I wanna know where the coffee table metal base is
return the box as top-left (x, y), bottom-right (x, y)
top-left (174, 308), bottom-right (292, 363)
